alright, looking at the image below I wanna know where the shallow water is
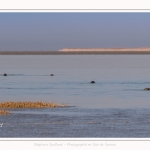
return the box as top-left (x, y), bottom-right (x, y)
top-left (0, 55), bottom-right (150, 137)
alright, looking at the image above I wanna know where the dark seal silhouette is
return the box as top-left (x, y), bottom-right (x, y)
top-left (90, 81), bottom-right (95, 83)
top-left (3, 73), bottom-right (7, 76)
top-left (144, 88), bottom-right (150, 90)
top-left (50, 74), bottom-right (54, 76)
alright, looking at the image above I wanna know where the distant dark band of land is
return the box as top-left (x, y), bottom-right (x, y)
top-left (1, 51), bottom-right (150, 55)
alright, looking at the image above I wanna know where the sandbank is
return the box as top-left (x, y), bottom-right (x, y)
top-left (0, 101), bottom-right (67, 108)
top-left (1, 48), bottom-right (150, 55)
top-left (59, 47), bottom-right (150, 52)
top-left (58, 47), bottom-right (150, 54)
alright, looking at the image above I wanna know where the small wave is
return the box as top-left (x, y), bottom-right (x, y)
top-left (0, 74), bottom-right (57, 77)
top-left (123, 89), bottom-right (144, 91)
top-left (0, 74), bottom-right (24, 76)
top-left (120, 82), bottom-right (150, 84)
top-left (0, 86), bottom-right (56, 89)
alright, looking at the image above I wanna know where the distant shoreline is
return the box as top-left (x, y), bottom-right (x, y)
top-left (1, 48), bottom-right (150, 55)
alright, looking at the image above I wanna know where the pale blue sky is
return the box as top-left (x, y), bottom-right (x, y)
top-left (0, 13), bottom-right (150, 51)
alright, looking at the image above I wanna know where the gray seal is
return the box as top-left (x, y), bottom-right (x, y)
top-left (144, 88), bottom-right (150, 90)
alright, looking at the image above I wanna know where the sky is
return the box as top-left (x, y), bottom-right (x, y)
top-left (0, 13), bottom-right (150, 51)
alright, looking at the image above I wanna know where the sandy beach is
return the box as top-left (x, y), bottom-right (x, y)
top-left (1, 48), bottom-right (150, 55)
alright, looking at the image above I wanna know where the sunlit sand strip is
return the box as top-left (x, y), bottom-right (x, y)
top-left (0, 101), bottom-right (67, 109)
top-left (59, 48), bottom-right (150, 52)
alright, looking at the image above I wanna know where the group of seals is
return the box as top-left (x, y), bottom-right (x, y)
top-left (3, 73), bottom-right (95, 84)
top-left (3, 73), bottom-right (150, 89)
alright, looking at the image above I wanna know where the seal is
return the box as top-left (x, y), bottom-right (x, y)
top-left (144, 88), bottom-right (150, 90)
top-left (90, 81), bottom-right (95, 83)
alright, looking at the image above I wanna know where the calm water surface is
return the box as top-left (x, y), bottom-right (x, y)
top-left (0, 55), bottom-right (150, 137)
